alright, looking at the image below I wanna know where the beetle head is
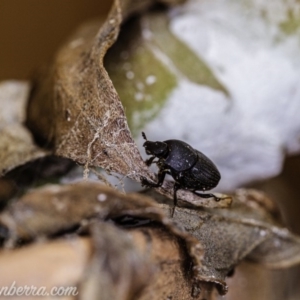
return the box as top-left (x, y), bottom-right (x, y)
top-left (143, 141), bottom-right (168, 157)
top-left (142, 132), bottom-right (168, 158)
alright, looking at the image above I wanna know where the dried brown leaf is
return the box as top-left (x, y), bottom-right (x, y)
top-left (158, 189), bottom-right (300, 295)
top-left (0, 237), bottom-right (90, 300)
top-left (25, 0), bottom-right (230, 210)
top-left (0, 81), bottom-right (47, 176)
top-left (131, 226), bottom-right (219, 300)
top-left (26, 0), bottom-right (180, 182)
top-left (0, 182), bottom-right (297, 297)
top-left (0, 182), bottom-right (203, 280)
top-left (78, 222), bottom-right (152, 300)
top-left (0, 221), bottom-right (216, 300)
top-left (0, 181), bottom-right (221, 298)
top-left (0, 230), bottom-right (150, 300)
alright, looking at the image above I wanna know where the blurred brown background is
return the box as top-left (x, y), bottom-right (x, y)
top-left (0, 0), bottom-right (112, 80)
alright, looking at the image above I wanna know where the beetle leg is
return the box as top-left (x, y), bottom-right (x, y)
top-left (171, 182), bottom-right (181, 217)
top-left (140, 169), bottom-right (167, 188)
top-left (145, 156), bottom-right (156, 166)
top-left (193, 191), bottom-right (221, 202)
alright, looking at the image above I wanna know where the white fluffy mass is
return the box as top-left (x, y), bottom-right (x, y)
top-left (138, 0), bottom-right (300, 191)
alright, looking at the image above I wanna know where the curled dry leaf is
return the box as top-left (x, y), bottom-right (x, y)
top-left (26, 0), bottom-right (176, 181)
top-left (25, 0), bottom-right (230, 209)
top-left (0, 182), bottom-right (300, 297)
top-left (0, 237), bottom-right (91, 300)
top-left (0, 81), bottom-right (47, 176)
top-left (0, 181), bottom-right (222, 298)
top-left (128, 226), bottom-right (219, 300)
top-left (0, 230), bottom-right (151, 300)
top-left (0, 181), bottom-right (187, 252)
top-left (78, 222), bottom-right (152, 300)
top-left (158, 189), bottom-right (300, 294)
top-left (0, 221), bottom-right (217, 300)
top-left (0, 182), bottom-right (203, 286)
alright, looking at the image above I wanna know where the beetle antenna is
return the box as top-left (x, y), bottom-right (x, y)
top-left (142, 132), bottom-right (147, 140)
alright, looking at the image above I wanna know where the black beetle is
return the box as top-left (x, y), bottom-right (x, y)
top-left (140, 132), bottom-right (221, 214)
